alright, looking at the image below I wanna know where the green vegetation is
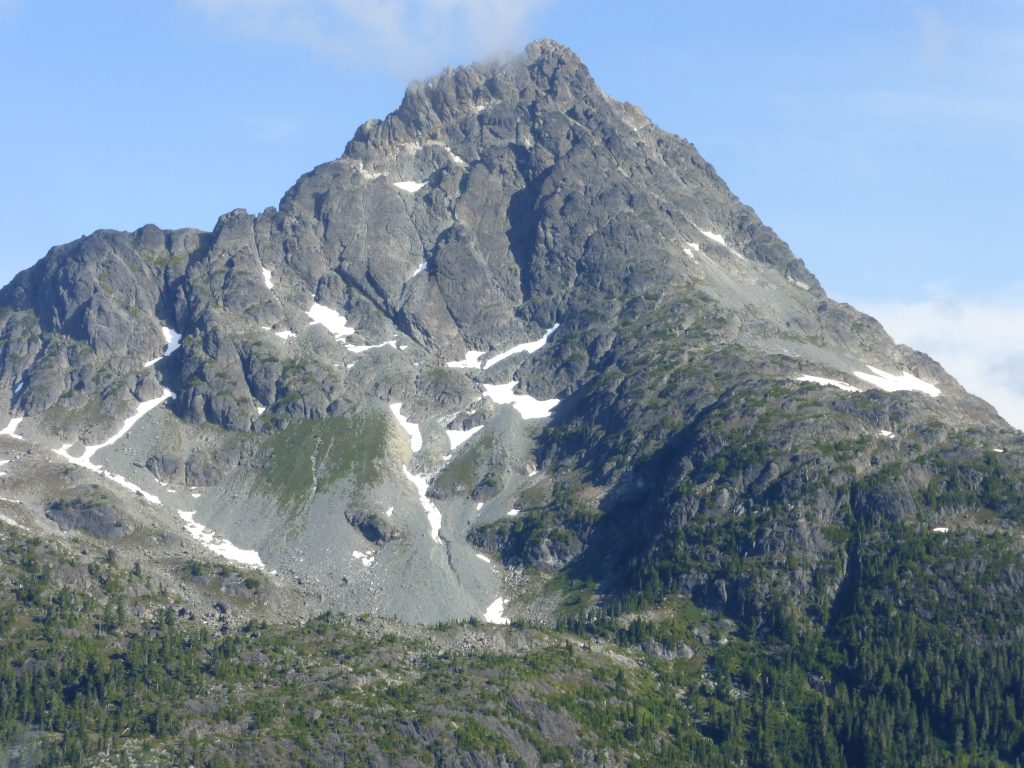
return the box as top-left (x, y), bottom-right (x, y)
top-left (254, 412), bottom-right (388, 514)
top-left (4, 515), bottom-right (1023, 766)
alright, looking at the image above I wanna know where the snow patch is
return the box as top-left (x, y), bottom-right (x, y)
top-left (507, 509), bottom-right (520, 517)
top-left (262, 268), bottom-right (274, 290)
top-left (932, 527), bottom-right (950, 533)
top-left (144, 327), bottom-right (182, 368)
top-left (446, 350), bottom-right (487, 369)
top-left (795, 375), bottom-right (861, 393)
top-left (476, 502), bottom-right (484, 511)
top-left (390, 403), bottom-right (422, 453)
top-left (402, 466), bottom-right (442, 544)
top-left (13, 382), bottom-right (22, 395)
top-left (993, 448), bottom-right (1005, 453)
top-left (446, 425), bottom-right (483, 450)
top-left (482, 324), bottom-right (559, 370)
top-left (787, 276), bottom-right (811, 291)
top-left (352, 550), bottom-right (375, 567)
top-left (56, 390), bottom-right (173, 471)
top-left (177, 510), bottom-right (264, 569)
top-left (274, 330), bottom-right (296, 340)
top-left (699, 229), bottom-right (746, 259)
top-left (484, 597), bottom-right (509, 625)
top-left (0, 513), bottom-right (27, 530)
top-left (412, 261), bottom-right (428, 278)
top-left (346, 340), bottom-right (397, 354)
top-left (393, 181), bottom-right (426, 193)
top-left (853, 365), bottom-right (941, 397)
top-left (878, 430), bottom-right (895, 438)
top-left (256, 406), bottom-right (266, 415)
top-left (307, 302), bottom-right (356, 339)
top-left (699, 229), bottom-right (726, 246)
top-left (482, 381), bottom-right (559, 419)
top-left (475, 553), bottom-right (491, 564)
top-left (0, 417), bottom-right (24, 441)
top-left (52, 390), bottom-right (174, 505)
top-left (385, 506), bottom-right (394, 518)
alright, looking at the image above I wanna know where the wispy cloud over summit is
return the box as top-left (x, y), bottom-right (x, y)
top-left (866, 288), bottom-right (1024, 431)
top-left (180, 0), bottom-right (550, 76)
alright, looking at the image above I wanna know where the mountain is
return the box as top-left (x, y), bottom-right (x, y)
top-left (2, 40), bottom-right (1024, 767)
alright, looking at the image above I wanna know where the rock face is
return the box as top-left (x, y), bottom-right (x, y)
top-left (0, 40), bottom-right (1020, 627)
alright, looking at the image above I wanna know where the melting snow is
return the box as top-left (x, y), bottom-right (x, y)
top-left (346, 340), bottom-right (397, 354)
top-left (447, 350), bottom-right (488, 369)
top-left (144, 327), bottom-right (182, 368)
top-left (0, 513), bottom-right (27, 530)
top-left (482, 382), bottom-right (560, 419)
top-left (307, 302), bottom-right (356, 339)
top-left (475, 553), bottom-right (491, 564)
top-left (0, 417), bottom-right (24, 441)
top-left (795, 375), bottom-right (861, 393)
top-left (853, 365), bottom-right (941, 397)
top-left (262, 268), bottom-right (274, 290)
top-left (446, 425), bottom-right (483, 450)
top-left (402, 466), bottom-right (442, 544)
top-left (352, 550), bottom-right (375, 567)
top-left (482, 324), bottom-right (559, 370)
top-left (484, 597), bottom-right (509, 625)
top-left (177, 510), bottom-right (265, 569)
top-left (699, 229), bottom-right (746, 259)
top-left (440, 144), bottom-right (468, 167)
top-left (52, 389), bottom-right (174, 505)
top-left (699, 229), bottom-right (727, 246)
top-left (390, 403), bottom-right (422, 453)
top-left (57, 390), bottom-right (173, 470)
top-left (393, 181), bottom-right (426, 193)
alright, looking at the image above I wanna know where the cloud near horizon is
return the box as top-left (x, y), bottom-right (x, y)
top-left (865, 289), bottom-right (1024, 432)
top-left (180, 0), bottom-right (550, 76)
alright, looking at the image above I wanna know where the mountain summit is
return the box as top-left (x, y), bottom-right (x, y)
top-left (0, 40), bottom-right (1018, 627)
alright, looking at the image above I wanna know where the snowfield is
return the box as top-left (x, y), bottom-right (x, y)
top-left (853, 365), bottom-right (941, 397)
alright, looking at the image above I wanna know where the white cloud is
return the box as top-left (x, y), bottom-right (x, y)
top-left (864, 288), bottom-right (1024, 431)
top-left (179, 0), bottom-right (550, 76)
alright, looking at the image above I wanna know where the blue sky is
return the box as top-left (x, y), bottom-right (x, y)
top-left (1, 0), bottom-right (1022, 426)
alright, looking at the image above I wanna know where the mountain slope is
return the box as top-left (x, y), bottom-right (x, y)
top-left (0, 39), bottom-right (1019, 632)
top-left (3, 39), bottom-right (1024, 768)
